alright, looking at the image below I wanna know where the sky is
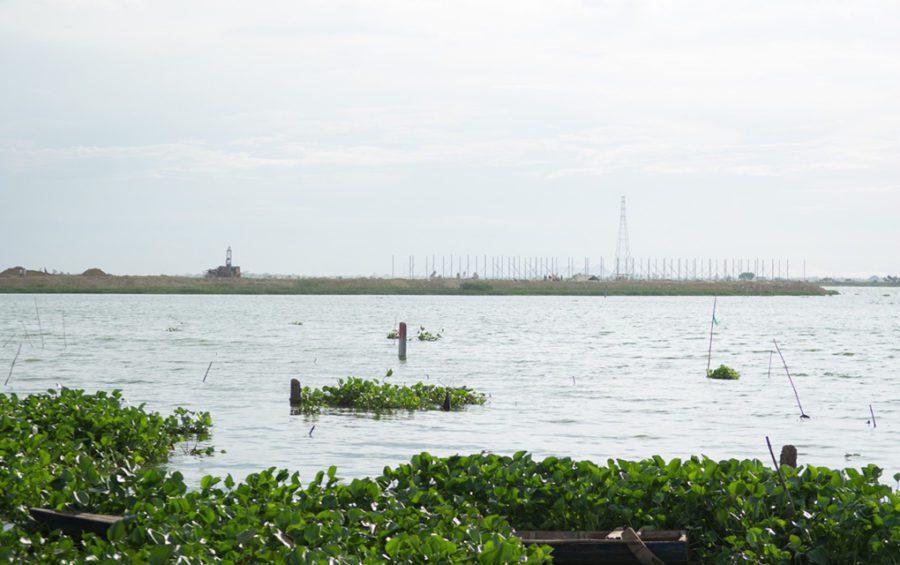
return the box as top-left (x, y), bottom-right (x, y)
top-left (2, 0), bottom-right (899, 277)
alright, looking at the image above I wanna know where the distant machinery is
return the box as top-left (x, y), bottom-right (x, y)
top-left (205, 246), bottom-right (241, 278)
top-left (615, 196), bottom-right (632, 278)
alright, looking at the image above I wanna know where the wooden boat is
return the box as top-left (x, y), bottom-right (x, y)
top-left (30, 508), bottom-right (688, 564)
top-left (29, 508), bottom-right (123, 539)
top-left (516, 528), bottom-right (688, 564)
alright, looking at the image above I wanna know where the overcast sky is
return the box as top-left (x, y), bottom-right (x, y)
top-left (2, 0), bottom-right (899, 277)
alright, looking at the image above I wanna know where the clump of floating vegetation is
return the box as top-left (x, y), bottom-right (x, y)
top-left (0, 388), bottom-right (211, 533)
top-left (387, 326), bottom-right (443, 340)
top-left (289, 320), bottom-right (303, 326)
top-left (3, 391), bottom-right (900, 563)
top-left (416, 326), bottom-right (442, 341)
top-left (707, 364), bottom-right (740, 380)
top-left (292, 377), bottom-right (484, 414)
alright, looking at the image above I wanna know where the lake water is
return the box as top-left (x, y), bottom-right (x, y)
top-left (1, 289), bottom-right (897, 485)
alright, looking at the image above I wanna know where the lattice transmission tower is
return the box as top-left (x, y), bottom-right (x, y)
top-left (615, 196), bottom-right (631, 278)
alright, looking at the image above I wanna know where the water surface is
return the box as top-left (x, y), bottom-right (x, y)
top-left (1, 288), bottom-right (896, 484)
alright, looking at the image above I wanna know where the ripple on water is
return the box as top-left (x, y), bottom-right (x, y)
top-left (2, 290), bottom-right (899, 484)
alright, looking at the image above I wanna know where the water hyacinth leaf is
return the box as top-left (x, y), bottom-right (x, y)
top-left (236, 528), bottom-right (255, 545)
top-left (106, 520), bottom-right (126, 542)
top-left (148, 544), bottom-right (175, 565)
top-left (73, 490), bottom-right (90, 506)
top-left (806, 546), bottom-right (831, 564)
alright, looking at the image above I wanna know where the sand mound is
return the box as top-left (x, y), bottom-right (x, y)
top-left (0, 266), bottom-right (27, 276)
top-left (0, 266), bottom-right (51, 276)
top-left (81, 268), bottom-right (107, 276)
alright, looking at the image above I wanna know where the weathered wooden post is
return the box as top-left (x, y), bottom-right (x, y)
top-left (290, 378), bottom-right (302, 407)
top-left (441, 389), bottom-right (451, 411)
top-left (398, 322), bottom-right (407, 361)
top-left (779, 445), bottom-right (797, 468)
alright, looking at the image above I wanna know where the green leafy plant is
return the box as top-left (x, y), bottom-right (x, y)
top-left (4, 390), bottom-right (899, 564)
top-left (416, 326), bottom-right (442, 341)
top-left (707, 364), bottom-right (740, 380)
top-left (292, 377), bottom-right (485, 414)
top-left (0, 388), bottom-right (212, 562)
top-left (381, 452), bottom-right (900, 563)
top-left (386, 329), bottom-right (400, 339)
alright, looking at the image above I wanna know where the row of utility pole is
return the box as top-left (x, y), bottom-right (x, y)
top-left (391, 255), bottom-right (806, 281)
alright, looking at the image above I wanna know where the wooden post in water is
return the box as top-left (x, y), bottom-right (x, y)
top-left (779, 445), bottom-right (797, 468)
top-left (5, 342), bottom-right (22, 386)
top-left (766, 436), bottom-right (796, 516)
top-left (706, 296), bottom-right (717, 375)
top-left (290, 378), bottom-right (302, 406)
top-left (398, 322), bottom-right (407, 361)
top-left (34, 298), bottom-right (44, 349)
top-left (442, 389), bottom-right (451, 411)
top-left (773, 339), bottom-right (810, 419)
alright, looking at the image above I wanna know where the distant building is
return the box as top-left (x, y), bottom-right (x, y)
top-left (206, 247), bottom-right (241, 278)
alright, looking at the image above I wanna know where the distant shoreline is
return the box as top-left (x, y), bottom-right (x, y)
top-left (0, 273), bottom-right (836, 296)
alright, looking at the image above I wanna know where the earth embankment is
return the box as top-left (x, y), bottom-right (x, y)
top-left (0, 272), bottom-right (834, 296)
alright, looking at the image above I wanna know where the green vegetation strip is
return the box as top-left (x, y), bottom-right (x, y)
top-left (3, 390), bottom-right (900, 563)
top-left (0, 274), bottom-right (835, 296)
top-left (292, 377), bottom-right (484, 414)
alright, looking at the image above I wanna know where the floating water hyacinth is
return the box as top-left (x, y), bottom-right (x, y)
top-left (291, 377), bottom-right (484, 414)
top-left (3, 391), bottom-right (899, 562)
top-left (707, 364), bottom-right (740, 380)
top-left (416, 326), bottom-right (442, 341)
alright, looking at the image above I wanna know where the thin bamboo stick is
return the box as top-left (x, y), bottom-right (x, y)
top-left (5, 342), bottom-right (22, 386)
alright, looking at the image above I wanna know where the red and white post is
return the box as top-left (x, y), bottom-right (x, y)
top-left (398, 322), bottom-right (407, 361)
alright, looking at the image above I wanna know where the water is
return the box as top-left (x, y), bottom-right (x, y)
top-left (2, 289), bottom-right (897, 485)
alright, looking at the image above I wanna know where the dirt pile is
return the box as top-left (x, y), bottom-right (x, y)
top-left (0, 266), bottom-right (49, 277)
top-left (81, 268), bottom-right (107, 276)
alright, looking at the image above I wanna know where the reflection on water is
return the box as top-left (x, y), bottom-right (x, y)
top-left (1, 288), bottom-right (897, 484)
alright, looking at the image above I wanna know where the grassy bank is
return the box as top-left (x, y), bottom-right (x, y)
top-left (0, 273), bottom-right (834, 296)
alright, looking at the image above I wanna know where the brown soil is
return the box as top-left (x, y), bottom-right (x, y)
top-left (81, 268), bottom-right (108, 276)
top-left (0, 266), bottom-right (48, 277)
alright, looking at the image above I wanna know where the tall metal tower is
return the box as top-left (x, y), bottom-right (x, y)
top-left (615, 196), bottom-right (631, 278)
top-left (226, 246), bottom-right (233, 268)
